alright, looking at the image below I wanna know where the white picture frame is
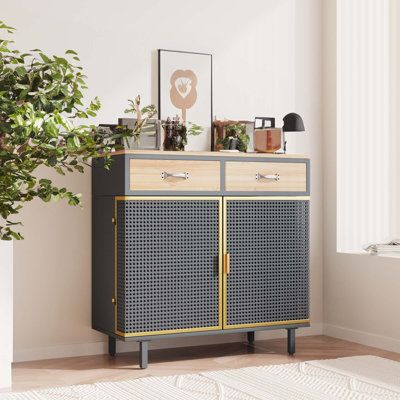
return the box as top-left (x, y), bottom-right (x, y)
top-left (158, 49), bottom-right (213, 151)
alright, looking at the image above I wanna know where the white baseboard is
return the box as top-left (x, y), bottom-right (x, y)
top-left (324, 323), bottom-right (400, 353)
top-left (13, 342), bottom-right (109, 363)
top-left (0, 356), bottom-right (12, 392)
top-left (14, 334), bottom-right (243, 363)
top-left (13, 323), bottom-right (323, 363)
top-left (14, 323), bottom-right (400, 363)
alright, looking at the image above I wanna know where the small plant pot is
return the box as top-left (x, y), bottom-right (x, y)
top-left (162, 119), bottom-right (187, 151)
top-left (224, 137), bottom-right (238, 150)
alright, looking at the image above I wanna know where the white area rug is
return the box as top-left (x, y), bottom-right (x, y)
top-left (2, 355), bottom-right (400, 399)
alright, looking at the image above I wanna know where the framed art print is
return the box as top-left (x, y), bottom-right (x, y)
top-left (158, 49), bottom-right (212, 151)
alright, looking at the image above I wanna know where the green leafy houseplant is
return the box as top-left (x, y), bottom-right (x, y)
top-left (0, 21), bottom-right (129, 240)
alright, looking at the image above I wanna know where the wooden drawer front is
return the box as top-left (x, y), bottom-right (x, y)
top-left (130, 159), bottom-right (220, 191)
top-left (225, 161), bottom-right (306, 192)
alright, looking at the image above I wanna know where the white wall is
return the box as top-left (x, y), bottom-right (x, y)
top-left (322, 0), bottom-right (400, 353)
top-left (2, 0), bottom-right (323, 362)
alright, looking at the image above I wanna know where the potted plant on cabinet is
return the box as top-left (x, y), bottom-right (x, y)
top-left (218, 122), bottom-right (250, 152)
top-left (162, 116), bottom-right (203, 151)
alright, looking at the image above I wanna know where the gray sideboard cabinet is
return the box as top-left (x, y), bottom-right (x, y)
top-left (92, 150), bottom-right (310, 368)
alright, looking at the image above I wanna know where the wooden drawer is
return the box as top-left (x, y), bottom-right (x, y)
top-left (130, 159), bottom-right (220, 191)
top-left (225, 161), bottom-right (307, 192)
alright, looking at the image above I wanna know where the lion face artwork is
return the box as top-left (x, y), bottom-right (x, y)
top-left (169, 69), bottom-right (198, 123)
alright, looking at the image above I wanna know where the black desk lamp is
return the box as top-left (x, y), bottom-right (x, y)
top-left (282, 113), bottom-right (305, 153)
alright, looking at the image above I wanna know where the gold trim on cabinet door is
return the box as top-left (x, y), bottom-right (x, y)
top-left (223, 197), bottom-right (228, 328)
top-left (115, 196), bottom-right (224, 201)
top-left (222, 196), bottom-right (310, 330)
top-left (218, 197), bottom-right (223, 328)
top-left (114, 196), bottom-right (223, 338)
top-left (224, 196), bottom-right (310, 201)
top-left (114, 198), bottom-right (118, 335)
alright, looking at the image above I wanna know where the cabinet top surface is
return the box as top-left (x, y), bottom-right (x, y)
top-left (100, 150), bottom-right (309, 159)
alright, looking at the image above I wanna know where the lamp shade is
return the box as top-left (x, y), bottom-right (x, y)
top-left (282, 113), bottom-right (305, 132)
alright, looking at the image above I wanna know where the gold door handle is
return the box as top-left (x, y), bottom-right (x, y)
top-left (224, 253), bottom-right (230, 274)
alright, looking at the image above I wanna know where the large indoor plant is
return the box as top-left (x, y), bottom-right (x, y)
top-left (0, 21), bottom-right (130, 240)
top-left (0, 19), bottom-right (135, 388)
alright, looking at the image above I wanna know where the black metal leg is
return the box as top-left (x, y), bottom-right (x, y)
top-left (139, 341), bottom-right (149, 369)
top-left (287, 328), bottom-right (296, 356)
top-left (247, 331), bottom-right (255, 344)
top-left (108, 336), bottom-right (116, 357)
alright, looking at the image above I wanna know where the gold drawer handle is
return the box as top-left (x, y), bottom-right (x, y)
top-left (255, 173), bottom-right (280, 182)
top-left (161, 171), bottom-right (190, 180)
top-left (224, 253), bottom-right (230, 274)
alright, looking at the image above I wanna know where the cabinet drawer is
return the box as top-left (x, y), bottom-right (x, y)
top-left (130, 159), bottom-right (220, 191)
top-left (225, 161), bottom-right (307, 192)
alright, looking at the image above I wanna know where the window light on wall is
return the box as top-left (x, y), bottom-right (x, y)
top-left (337, 0), bottom-right (400, 253)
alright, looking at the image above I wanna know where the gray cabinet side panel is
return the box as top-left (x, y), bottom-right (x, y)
top-left (92, 156), bottom-right (125, 196)
top-left (92, 196), bottom-right (115, 333)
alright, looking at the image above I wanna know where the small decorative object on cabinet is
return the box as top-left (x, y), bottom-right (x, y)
top-left (162, 117), bottom-right (203, 151)
top-left (212, 120), bottom-right (253, 151)
top-left (253, 117), bottom-right (284, 153)
top-left (118, 118), bottom-right (161, 150)
top-left (158, 50), bottom-right (212, 151)
top-left (117, 95), bottom-right (158, 149)
top-left (282, 113), bottom-right (306, 153)
top-left (255, 117), bottom-right (276, 129)
top-left (254, 128), bottom-right (284, 153)
top-left (92, 150), bottom-right (310, 369)
top-left (163, 117), bottom-right (187, 151)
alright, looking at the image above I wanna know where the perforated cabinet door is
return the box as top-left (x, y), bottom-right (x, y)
top-left (116, 198), bottom-right (222, 336)
top-left (224, 199), bottom-right (309, 328)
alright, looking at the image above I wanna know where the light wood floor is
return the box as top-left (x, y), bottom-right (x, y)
top-left (11, 335), bottom-right (400, 392)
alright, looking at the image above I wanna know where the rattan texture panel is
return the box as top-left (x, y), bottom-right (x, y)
top-left (117, 200), bottom-right (220, 334)
top-left (226, 200), bottom-right (309, 326)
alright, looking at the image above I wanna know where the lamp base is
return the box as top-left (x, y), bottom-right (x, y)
top-left (284, 132), bottom-right (308, 154)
